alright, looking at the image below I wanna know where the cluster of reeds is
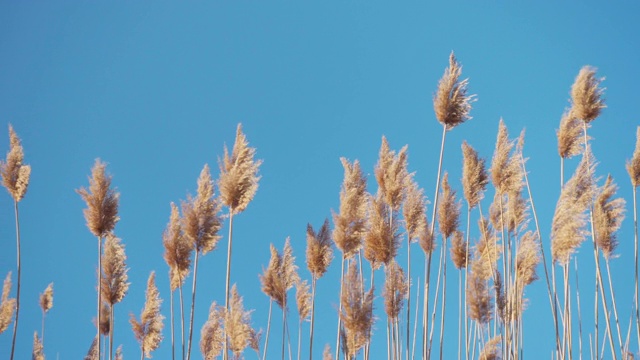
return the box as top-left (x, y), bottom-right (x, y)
top-left (3, 54), bottom-right (640, 360)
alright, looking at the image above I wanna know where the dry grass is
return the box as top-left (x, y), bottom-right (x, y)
top-left (593, 175), bottom-right (626, 260)
top-left (218, 123), bottom-right (262, 214)
top-left (32, 332), bottom-right (44, 360)
top-left (383, 260), bottom-right (408, 320)
top-left (260, 239), bottom-right (299, 310)
top-left (130, 272), bottom-right (164, 359)
top-left (39, 283), bottom-right (53, 314)
top-left (101, 234), bottom-right (129, 306)
top-left (77, 160), bottom-right (120, 238)
top-left (571, 66), bottom-right (606, 123)
top-left (181, 164), bottom-right (222, 255)
top-left (333, 158), bottom-right (368, 259)
top-left (163, 202), bottom-right (193, 291)
top-left (403, 177), bottom-right (428, 245)
top-left (628, 127), bottom-right (640, 187)
top-left (295, 280), bottom-right (312, 322)
top-left (200, 302), bottom-right (224, 359)
top-left (323, 344), bottom-right (333, 360)
top-left (450, 230), bottom-right (468, 270)
top-left (461, 141), bottom-right (489, 209)
top-left (433, 52), bottom-right (474, 129)
top-left (374, 136), bottom-right (408, 211)
top-left (84, 337), bottom-right (98, 360)
top-left (0, 272), bottom-right (15, 334)
top-left (515, 230), bottom-right (540, 287)
top-left (479, 335), bottom-right (502, 360)
top-left (364, 192), bottom-right (400, 269)
top-left (306, 219), bottom-right (333, 279)
top-left (466, 267), bottom-right (492, 325)
top-left (339, 262), bottom-right (374, 358)
top-left (437, 172), bottom-right (461, 239)
top-left (225, 285), bottom-right (254, 357)
top-left (1, 125), bottom-right (31, 202)
top-left (557, 108), bottom-right (583, 159)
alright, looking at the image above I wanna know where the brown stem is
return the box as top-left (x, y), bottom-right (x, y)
top-left (170, 289), bottom-right (175, 360)
top-left (263, 298), bottom-right (273, 360)
top-left (9, 201), bottom-right (20, 360)
top-left (224, 210), bottom-right (235, 360)
top-left (186, 250), bottom-right (200, 360)
top-left (179, 284), bottom-right (186, 360)
top-left (309, 277), bottom-right (316, 360)
top-left (335, 255), bottom-right (345, 360)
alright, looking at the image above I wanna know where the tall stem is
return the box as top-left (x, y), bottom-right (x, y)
top-left (95, 234), bottom-right (103, 360)
top-left (282, 306), bottom-right (287, 360)
top-left (575, 259), bottom-right (584, 360)
top-left (633, 186), bottom-right (639, 350)
top-left (406, 232), bottom-right (411, 360)
top-left (263, 299), bottom-right (273, 360)
top-left (170, 289), bottom-right (175, 360)
top-left (224, 210), bottom-right (235, 360)
top-left (428, 245), bottom-right (445, 355)
top-left (309, 277), bottom-right (316, 360)
top-left (457, 269), bottom-right (462, 360)
top-left (297, 318), bottom-right (302, 360)
top-left (563, 264), bottom-right (571, 360)
top-left (605, 260), bottom-right (624, 351)
top-left (9, 201), bottom-right (20, 360)
top-left (424, 124), bottom-right (448, 358)
top-left (438, 238), bottom-right (448, 360)
top-left (110, 306), bottom-right (115, 360)
top-left (179, 284), bottom-right (186, 360)
top-left (335, 255), bottom-right (345, 360)
top-left (186, 251), bottom-right (200, 360)
top-left (411, 278), bottom-right (420, 360)
top-left (41, 311), bottom-right (45, 348)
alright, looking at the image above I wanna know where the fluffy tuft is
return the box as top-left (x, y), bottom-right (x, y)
top-left (306, 219), bottom-right (333, 279)
top-left (1, 125), bottom-right (31, 202)
top-left (130, 272), bottom-right (164, 358)
top-left (570, 66), bottom-right (606, 123)
top-left (461, 141), bottom-right (489, 209)
top-left (593, 175), bottom-right (626, 260)
top-left (181, 164), bottom-right (222, 255)
top-left (433, 52), bottom-right (474, 129)
top-left (77, 159), bottom-right (120, 238)
top-left (101, 233), bottom-right (129, 306)
top-left (332, 158), bottom-right (368, 258)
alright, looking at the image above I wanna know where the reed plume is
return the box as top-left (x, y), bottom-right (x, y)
top-left (130, 271), bottom-right (164, 359)
top-left (403, 177), bottom-right (428, 244)
top-left (225, 285), bottom-right (254, 359)
top-left (323, 344), bottom-right (333, 360)
top-left (32, 332), bottom-right (44, 360)
top-left (85, 337), bottom-right (99, 360)
top-left (629, 127), bottom-right (640, 187)
top-left (339, 262), bottom-right (374, 359)
top-left (490, 119), bottom-right (520, 196)
top-left (478, 336), bottom-right (502, 360)
top-left (450, 231), bottom-right (468, 270)
top-left (433, 52), bottom-right (474, 129)
top-left (39, 283), bottom-right (53, 346)
top-left (200, 302), bottom-right (224, 360)
top-left (306, 219), bottom-right (333, 279)
top-left (2, 125), bottom-right (31, 360)
top-left (438, 172), bottom-right (461, 239)
top-left (101, 233), bottom-right (129, 360)
top-left (182, 164), bottom-right (222, 360)
top-left (466, 267), bottom-right (492, 325)
top-left (162, 202), bottom-right (192, 360)
top-left (551, 149), bottom-right (596, 265)
top-left (461, 141), bottom-right (488, 209)
top-left (557, 108), bottom-right (583, 159)
top-left (0, 272), bottom-right (15, 335)
top-left (374, 136), bottom-right (408, 211)
top-left (332, 158), bottom-right (368, 258)
top-left (515, 231), bottom-right (540, 287)
top-left (98, 301), bottom-right (111, 337)
top-left (593, 175), bottom-right (626, 260)
top-left (570, 66), bottom-right (606, 123)
top-left (249, 328), bottom-right (262, 358)
top-left (261, 244), bottom-right (285, 307)
top-left (115, 346), bottom-right (123, 360)
top-left (364, 192), bottom-right (400, 269)
top-left (474, 219), bottom-right (501, 281)
top-left (295, 280), bottom-right (311, 360)
top-left (383, 261), bottom-right (408, 320)
top-left (78, 159), bottom-right (119, 360)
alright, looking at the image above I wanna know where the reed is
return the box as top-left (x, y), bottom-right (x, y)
top-left (101, 233), bottom-right (130, 360)
top-left (627, 127), bottom-right (640, 349)
top-left (32, 331), bottom-right (44, 360)
top-left (130, 272), bottom-right (164, 360)
top-left (39, 283), bottom-right (53, 347)
top-left (0, 272), bottom-right (16, 335)
top-left (225, 285), bottom-right (255, 359)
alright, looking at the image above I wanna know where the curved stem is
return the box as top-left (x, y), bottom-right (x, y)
top-left (605, 260), bottom-right (624, 351)
top-left (438, 238), bottom-right (448, 360)
top-left (110, 305), bottom-right (115, 360)
top-left (9, 201), bottom-right (20, 360)
top-left (186, 251), bottom-right (200, 360)
top-left (263, 299), bottom-right (273, 360)
top-left (224, 210), bottom-right (235, 360)
top-left (335, 255), bottom-right (345, 360)
top-left (309, 277), bottom-right (316, 360)
top-left (179, 284), bottom-right (186, 360)
top-left (282, 305), bottom-right (286, 360)
top-left (96, 235), bottom-right (103, 360)
top-left (633, 186), bottom-right (639, 349)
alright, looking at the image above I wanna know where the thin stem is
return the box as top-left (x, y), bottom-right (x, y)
top-left (605, 260), bottom-right (624, 351)
top-left (563, 264), bottom-right (571, 360)
top-left (186, 251), bottom-right (200, 360)
top-left (41, 311), bottom-right (45, 348)
top-left (9, 201), bottom-right (21, 360)
top-left (179, 284), bottom-right (186, 360)
top-left (224, 210), bottom-right (235, 360)
top-left (411, 278), bottom-right (420, 360)
top-left (297, 318), bottom-right (302, 360)
top-left (335, 255), bottom-right (345, 360)
top-left (96, 234), bottom-right (103, 360)
top-left (438, 238), bottom-right (448, 360)
top-left (309, 277), bottom-right (316, 360)
top-left (406, 233), bottom-right (411, 360)
top-left (282, 306), bottom-right (287, 360)
top-left (263, 299), bottom-right (273, 360)
top-left (595, 245), bottom-right (617, 359)
top-left (575, 259), bottom-right (583, 360)
top-left (464, 207), bottom-right (471, 360)
top-left (633, 186), bottom-right (639, 350)
top-left (424, 124), bottom-right (448, 359)
top-left (457, 269), bottom-right (462, 360)
top-left (110, 305), bottom-right (115, 360)
top-left (428, 244), bottom-right (445, 356)
top-left (170, 290), bottom-right (175, 360)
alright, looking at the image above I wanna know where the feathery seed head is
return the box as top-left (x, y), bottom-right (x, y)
top-left (383, 260), bottom-right (408, 320)
top-left (39, 283), bottom-right (54, 314)
top-left (306, 219), bottom-right (334, 279)
top-left (98, 302), bottom-right (110, 336)
top-left (479, 336), bottom-right (502, 360)
top-left (461, 141), bottom-right (489, 209)
top-left (364, 192), bottom-right (401, 269)
top-left (323, 344), bottom-right (333, 360)
top-left (101, 233), bottom-right (129, 306)
top-left (1, 125), bottom-right (31, 202)
top-left (515, 231), bottom-right (540, 287)
top-left (438, 172), bottom-right (461, 239)
top-left (490, 120), bottom-right (518, 195)
top-left (0, 272), bottom-right (15, 334)
top-left (403, 177), bottom-right (428, 243)
top-left (130, 271), bottom-right (164, 358)
top-left (434, 52), bottom-right (474, 129)
top-left (219, 123), bottom-right (262, 214)
top-left (340, 262), bottom-right (374, 358)
top-left (332, 158), bottom-right (368, 258)
top-left (557, 108), bottom-right (584, 159)
top-left (450, 230), bottom-right (468, 269)
top-left (225, 285), bottom-right (254, 357)
top-left (627, 127), bottom-right (640, 187)
top-left (295, 280), bottom-right (312, 322)
top-left (163, 202), bottom-right (193, 291)
top-left (594, 175), bottom-right (626, 260)
top-left (182, 164), bottom-right (222, 255)
top-left (474, 219), bottom-right (501, 281)
top-left (32, 332), bottom-right (44, 360)
top-left (77, 160), bottom-right (120, 238)
top-left (374, 136), bottom-right (409, 211)
top-left (115, 346), bottom-right (123, 360)
top-left (260, 244), bottom-right (285, 307)
top-left (200, 301), bottom-right (224, 360)
top-left (466, 269), bottom-right (493, 325)
top-left (84, 337), bottom-right (99, 360)
top-left (571, 66), bottom-right (606, 123)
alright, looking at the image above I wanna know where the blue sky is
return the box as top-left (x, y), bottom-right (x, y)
top-left (1, 2), bottom-right (640, 359)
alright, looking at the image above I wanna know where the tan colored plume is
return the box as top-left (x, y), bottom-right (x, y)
top-left (627, 127), bottom-right (640, 187)
top-left (479, 335), bottom-right (502, 360)
top-left (364, 192), bottom-right (400, 269)
top-left (218, 123), bottom-right (262, 214)
top-left (490, 119), bottom-right (521, 196)
top-left (39, 283), bottom-right (54, 314)
top-left (437, 172), bottom-right (461, 239)
top-left (551, 149), bottom-right (596, 265)
top-left (450, 230), bottom-right (468, 269)
top-left (181, 164), bottom-right (222, 255)
top-left (433, 52), bottom-right (474, 129)
top-left (260, 239), bottom-right (299, 309)
top-left (332, 158), bottom-right (368, 259)
top-left (557, 108), bottom-right (583, 159)
top-left (593, 175), bottom-right (626, 260)
top-left (96, 302), bottom-right (110, 336)
top-left (461, 141), bottom-right (488, 209)
top-left (0, 272), bottom-right (16, 334)
top-left (130, 271), bottom-right (164, 358)
top-left (515, 231), bottom-right (540, 287)
top-left (374, 136), bottom-right (409, 211)
top-left (466, 269), bottom-right (492, 325)
top-left (225, 285), bottom-right (254, 357)
top-left (339, 262), bottom-right (374, 358)
top-left (323, 344), bottom-right (333, 360)
top-left (84, 336), bottom-right (98, 360)
top-left (200, 301), bottom-right (224, 360)
top-left (1, 125), bottom-right (31, 202)
top-left (570, 66), bottom-right (606, 123)
top-left (101, 233), bottom-right (129, 306)
top-left (77, 159), bottom-right (120, 238)
top-left (383, 260), bottom-right (408, 320)
top-left (163, 202), bottom-right (193, 291)
top-left (115, 346), bottom-right (123, 360)
top-left (295, 280), bottom-right (312, 322)
top-left (402, 176), bottom-right (429, 245)
top-left (306, 218), bottom-right (333, 279)
top-left (32, 331), bottom-right (44, 360)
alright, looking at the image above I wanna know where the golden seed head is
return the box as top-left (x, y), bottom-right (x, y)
top-left (130, 272), bottom-right (164, 358)
top-left (332, 158), bottom-right (368, 258)
top-left (627, 127), bottom-right (640, 187)
top-left (182, 164), bottom-right (222, 255)
top-left (461, 141), bottom-right (488, 209)
top-left (364, 192), bottom-right (400, 269)
top-left (374, 136), bottom-right (409, 211)
top-left (570, 66), bottom-right (606, 123)
top-left (1, 125), bottom-right (31, 202)
top-left (593, 175), bottom-right (626, 260)
top-left (39, 283), bottom-right (54, 314)
top-left (433, 52), bottom-right (474, 129)
top-left (306, 219), bottom-right (333, 279)
top-left (437, 172), bottom-right (461, 239)
top-left (77, 159), bottom-right (120, 238)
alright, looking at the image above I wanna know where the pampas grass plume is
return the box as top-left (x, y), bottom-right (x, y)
top-left (39, 283), bottom-right (53, 314)
top-left (332, 158), bottom-right (368, 258)
top-left (1, 125), bottom-right (31, 202)
top-left (101, 234), bottom-right (129, 306)
top-left (306, 219), bottom-right (333, 279)
top-left (374, 136), bottom-right (409, 211)
top-left (225, 285), bottom-right (254, 357)
top-left (0, 272), bottom-right (16, 334)
top-left (557, 108), bottom-right (583, 159)
top-left (181, 164), bottom-right (222, 255)
top-left (130, 271), bottom-right (164, 358)
top-left (571, 66), bottom-right (606, 123)
top-left (438, 172), bottom-right (461, 239)
top-left (77, 159), bottom-right (120, 238)
top-left (32, 332), bottom-right (44, 360)
top-left (461, 141), bottom-right (488, 209)
top-left (200, 302), bottom-right (224, 359)
top-left (594, 175), bottom-right (626, 259)
top-left (433, 52), bottom-right (474, 129)
top-left (627, 127), bottom-right (640, 187)
top-left (163, 202), bottom-right (193, 291)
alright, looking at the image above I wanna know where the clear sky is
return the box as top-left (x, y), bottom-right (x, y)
top-left (1, 2), bottom-right (640, 359)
